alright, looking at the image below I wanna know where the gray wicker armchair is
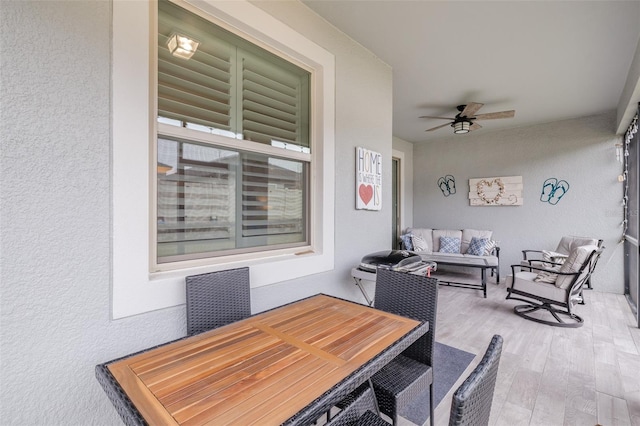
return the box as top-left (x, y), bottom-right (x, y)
top-left (369, 268), bottom-right (439, 426)
top-left (185, 267), bottom-right (251, 336)
top-left (448, 335), bottom-right (503, 426)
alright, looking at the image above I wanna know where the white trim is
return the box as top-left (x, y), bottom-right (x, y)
top-left (392, 149), bottom-right (405, 232)
top-left (112, 0), bottom-right (335, 319)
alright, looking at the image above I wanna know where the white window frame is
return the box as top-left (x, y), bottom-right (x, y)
top-left (112, 0), bottom-right (335, 319)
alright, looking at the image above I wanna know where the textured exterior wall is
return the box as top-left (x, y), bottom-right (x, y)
top-left (412, 112), bottom-right (624, 293)
top-left (0, 0), bottom-right (392, 424)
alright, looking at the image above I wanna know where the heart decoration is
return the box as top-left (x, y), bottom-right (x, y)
top-left (358, 184), bottom-right (373, 205)
top-left (476, 178), bottom-right (505, 204)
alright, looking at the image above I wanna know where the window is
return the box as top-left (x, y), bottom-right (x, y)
top-left (156, 0), bottom-right (310, 264)
top-left (112, 0), bottom-right (335, 318)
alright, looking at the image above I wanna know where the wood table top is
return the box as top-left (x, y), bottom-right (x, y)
top-left (107, 294), bottom-right (422, 425)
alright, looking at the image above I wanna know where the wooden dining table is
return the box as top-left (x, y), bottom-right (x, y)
top-left (96, 294), bottom-right (428, 426)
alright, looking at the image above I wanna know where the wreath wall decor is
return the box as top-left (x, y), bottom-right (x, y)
top-left (469, 176), bottom-right (523, 206)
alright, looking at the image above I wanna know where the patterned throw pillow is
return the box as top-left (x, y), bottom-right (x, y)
top-left (534, 251), bottom-right (567, 283)
top-left (542, 250), bottom-right (567, 266)
top-left (483, 239), bottom-right (497, 255)
top-left (400, 234), bottom-right (414, 251)
top-left (534, 267), bottom-right (560, 283)
top-left (439, 236), bottom-right (461, 254)
top-left (466, 237), bottom-right (490, 256)
top-left (411, 235), bottom-right (429, 252)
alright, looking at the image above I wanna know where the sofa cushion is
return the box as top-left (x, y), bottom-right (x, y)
top-left (439, 236), bottom-right (461, 254)
top-left (461, 229), bottom-right (493, 254)
top-left (432, 229), bottom-right (462, 252)
top-left (466, 237), bottom-right (491, 256)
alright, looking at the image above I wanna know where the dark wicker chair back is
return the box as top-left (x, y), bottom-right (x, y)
top-left (448, 335), bottom-right (503, 426)
top-left (375, 268), bottom-right (439, 366)
top-left (326, 384), bottom-right (379, 426)
top-left (185, 267), bottom-right (251, 336)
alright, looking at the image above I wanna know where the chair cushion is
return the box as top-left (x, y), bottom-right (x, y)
top-left (440, 236), bottom-right (461, 254)
top-left (555, 236), bottom-right (599, 256)
top-left (432, 230), bottom-right (461, 252)
top-left (555, 245), bottom-right (598, 289)
top-left (511, 271), bottom-right (568, 303)
top-left (466, 237), bottom-right (491, 256)
top-left (461, 229), bottom-right (493, 254)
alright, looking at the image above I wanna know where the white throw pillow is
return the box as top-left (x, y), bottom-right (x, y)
top-left (411, 235), bottom-right (430, 252)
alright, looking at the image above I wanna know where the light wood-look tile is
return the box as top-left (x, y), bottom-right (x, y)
top-left (409, 281), bottom-right (640, 426)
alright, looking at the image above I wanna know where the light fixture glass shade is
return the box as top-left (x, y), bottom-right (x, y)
top-left (167, 33), bottom-right (199, 60)
top-left (453, 121), bottom-right (470, 134)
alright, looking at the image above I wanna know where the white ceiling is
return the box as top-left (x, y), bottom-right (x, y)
top-left (302, 1), bottom-right (640, 143)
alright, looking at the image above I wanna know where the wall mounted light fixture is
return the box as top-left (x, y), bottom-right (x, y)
top-left (167, 33), bottom-right (199, 60)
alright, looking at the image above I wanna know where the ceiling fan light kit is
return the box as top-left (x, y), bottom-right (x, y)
top-left (453, 120), bottom-right (470, 134)
top-left (421, 102), bottom-right (515, 135)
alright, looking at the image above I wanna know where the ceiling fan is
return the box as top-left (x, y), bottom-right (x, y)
top-left (420, 102), bottom-right (515, 134)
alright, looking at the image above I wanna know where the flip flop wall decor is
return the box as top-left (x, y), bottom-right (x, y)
top-left (540, 178), bottom-right (569, 205)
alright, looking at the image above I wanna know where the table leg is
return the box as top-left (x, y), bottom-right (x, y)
top-left (482, 268), bottom-right (487, 298)
top-left (353, 277), bottom-right (374, 306)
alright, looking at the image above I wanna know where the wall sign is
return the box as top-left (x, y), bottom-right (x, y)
top-left (469, 176), bottom-right (523, 206)
top-left (356, 147), bottom-right (382, 210)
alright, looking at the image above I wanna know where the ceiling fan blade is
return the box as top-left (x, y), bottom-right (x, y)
top-left (469, 122), bottom-right (483, 131)
top-left (460, 102), bottom-right (484, 118)
top-left (419, 115), bottom-right (454, 120)
top-left (425, 122), bottom-right (452, 132)
top-left (474, 110), bottom-right (515, 120)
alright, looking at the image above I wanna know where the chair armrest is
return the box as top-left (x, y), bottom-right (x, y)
top-left (523, 259), bottom-right (563, 267)
top-left (521, 249), bottom-right (544, 260)
top-left (510, 263), bottom-right (579, 277)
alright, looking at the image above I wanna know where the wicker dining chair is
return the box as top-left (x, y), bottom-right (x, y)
top-left (185, 267), bottom-right (251, 336)
top-left (369, 268), bottom-right (439, 426)
top-left (448, 335), bottom-right (503, 426)
top-left (325, 384), bottom-right (383, 426)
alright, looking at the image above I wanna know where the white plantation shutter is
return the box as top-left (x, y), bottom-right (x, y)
top-left (241, 155), bottom-right (305, 239)
top-left (156, 0), bottom-right (310, 263)
top-left (157, 0), bottom-right (309, 148)
top-left (158, 2), bottom-right (235, 133)
top-left (240, 52), bottom-right (309, 148)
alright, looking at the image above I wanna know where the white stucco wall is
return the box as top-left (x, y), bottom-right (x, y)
top-left (0, 1), bottom-right (392, 424)
top-left (412, 112), bottom-right (625, 294)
